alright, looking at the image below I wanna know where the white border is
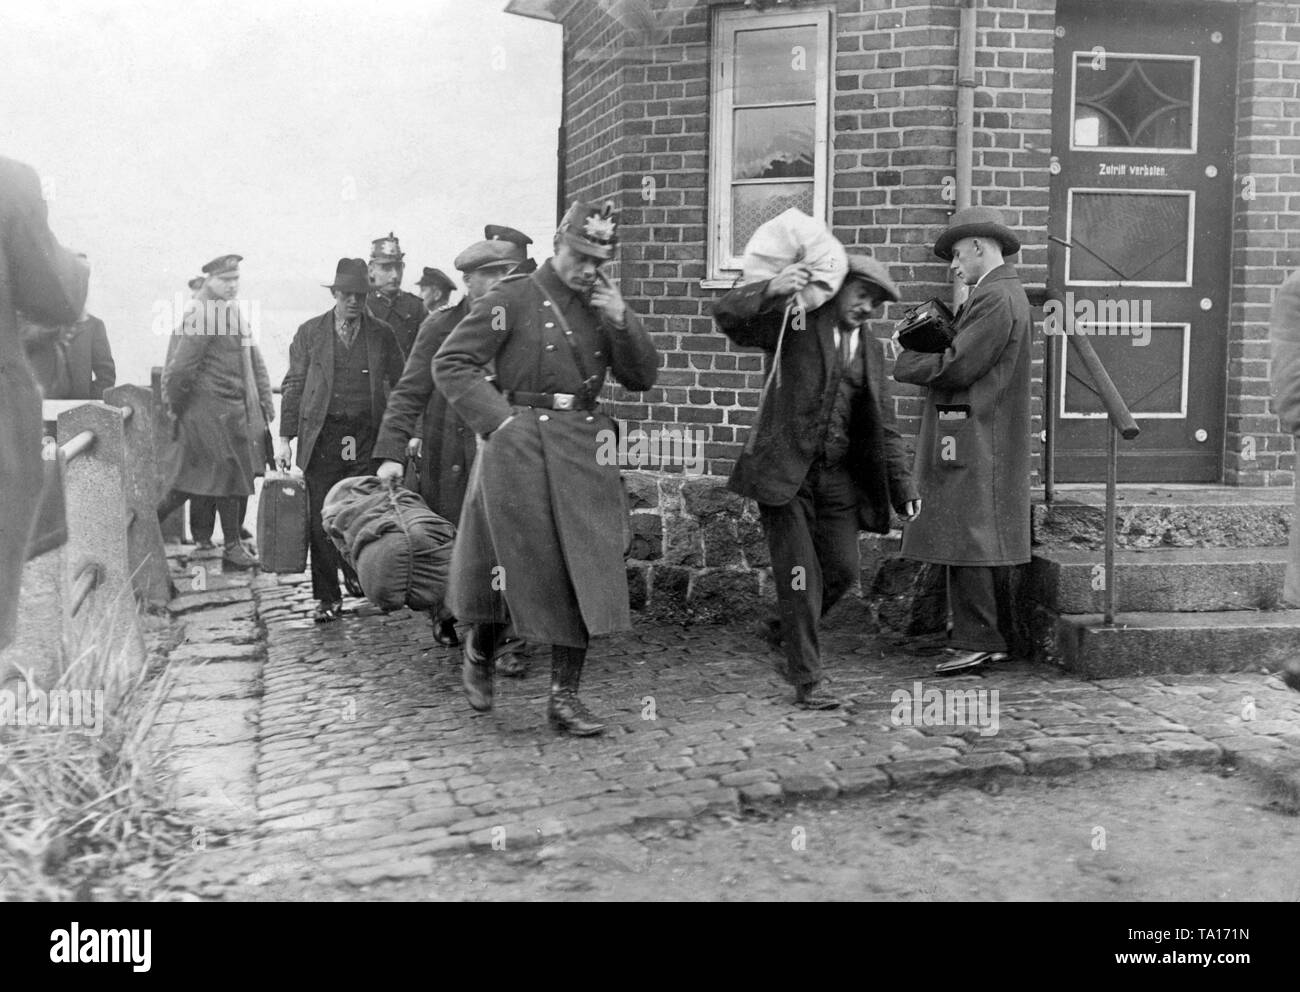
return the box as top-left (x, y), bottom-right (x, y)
top-left (1068, 50), bottom-right (1200, 155)
top-left (1058, 322), bottom-right (1192, 420)
top-left (1065, 187), bottom-right (1196, 287)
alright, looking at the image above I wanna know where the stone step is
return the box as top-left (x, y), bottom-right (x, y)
top-left (1055, 609), bottom-right (1300, 678)
top-left (1033, 488), bottom-right (1291, 551)
top-left (1031, 547), bottom-right (1290, 614)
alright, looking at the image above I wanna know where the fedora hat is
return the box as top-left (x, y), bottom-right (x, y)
top-left (844, 254), bottom-right (901, 302)
top-left (324, 258), bottom-right (371, 295)
top-left (933, 206), bottom-right (1021, 261)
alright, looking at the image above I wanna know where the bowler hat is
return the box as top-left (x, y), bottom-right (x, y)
top-left (455, 239), bottom-right (524, 273)
top-left (843, 254), bottom-right (901, 303)
top-left (201, 253), bottom-right (242, 275)
top-left (324, 258), bottom-right (371, 295)
top-left (369, 232), bottom-right (404, 263)
top-left (416, 267), bottom-right (456, 296)
top-left (933, 206), bottom-right (1021, 261)
top-left (556, 200), bottom-right (618, 261)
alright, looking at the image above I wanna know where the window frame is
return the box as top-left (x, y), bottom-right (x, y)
top-left (706, 4), bottom-right (833, 286)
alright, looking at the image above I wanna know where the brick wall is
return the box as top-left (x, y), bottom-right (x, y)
top-left (1228, 0), bottom-right (1299, 486)
top-left (555, 0), bottom-right (1294, 489)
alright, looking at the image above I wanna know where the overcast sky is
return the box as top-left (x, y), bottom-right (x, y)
top-left (0, 0), bottom-right (562, 385)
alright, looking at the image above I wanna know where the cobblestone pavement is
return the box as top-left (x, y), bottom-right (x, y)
top-left (162, 563), bottom-right (1300, 893)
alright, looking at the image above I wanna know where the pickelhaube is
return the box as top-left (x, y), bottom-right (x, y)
top-left (369, 232), bottom-right (405, 263)
top-left (556, 200), bottom-right (618, 261)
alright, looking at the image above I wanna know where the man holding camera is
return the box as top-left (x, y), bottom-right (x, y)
top-left (714, 254), bottom-right (920, 710)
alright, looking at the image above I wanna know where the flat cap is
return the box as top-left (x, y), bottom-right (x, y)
top-left (454, 239), bottom-right (524, 273)
top-left (844, 254), bottom-right (900, 302)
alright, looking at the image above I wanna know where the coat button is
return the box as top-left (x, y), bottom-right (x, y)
top-left (585, 415), bottom-right (594, 422)
top-left (545, 344), bottom-right (556, 351)
top-left (545, 322), bottom-right (555, 328)
top-left (593, 350), bottom-right (602, 357)
top-left (543, 301), bottom-right (551, 307)
top-left (452, 464), bottom-right (461, 473)
top-left (539, 414), bottom-right (550, 422)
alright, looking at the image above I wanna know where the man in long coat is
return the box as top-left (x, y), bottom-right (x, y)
top-left (277, 258), bottom-right (404, 621)
top-left (366, 232), bottom-right (425, 359)
top-left (0, 155), bottom-right (88, 651)
top-left (894, 206), bottom-right (1033, 674)
top-left (1268, 269), bottom-right (1300, 690)
top-left (375, 232), bottom-right (530, 671)
top-left (158, 254), bottom-right (274, 572)
top-left (714, 254), bottom-right (920, 709)
top-left (433, 201), bottom-right (659, 736)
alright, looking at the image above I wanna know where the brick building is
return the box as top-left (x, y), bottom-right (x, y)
top-left (505, 0), bottom-right (1300, 641)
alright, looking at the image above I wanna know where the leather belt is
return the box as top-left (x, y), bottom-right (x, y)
top-left (505, 390), bottom-right (596, 411)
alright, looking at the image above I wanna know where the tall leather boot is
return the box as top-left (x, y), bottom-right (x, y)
top-left (547, 645), bottom-right (605, 737)
top-left (462, 622), bottom-right (505, 712)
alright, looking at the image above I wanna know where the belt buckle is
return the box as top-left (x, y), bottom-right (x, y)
top-left (552, 393), bottom-right (575, 411)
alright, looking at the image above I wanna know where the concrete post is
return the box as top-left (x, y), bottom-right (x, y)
top-left (103, 384), bottom-right (173, 608)
top-left (152, 366), bottom-right (186, 543)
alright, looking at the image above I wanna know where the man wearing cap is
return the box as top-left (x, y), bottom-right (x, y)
top-left (158, 254), bottom-right (275, 572)
top-left (485, 224), bottom-right (537, 275)
top-left (433, 201), bottom-right (658, 736)
top-left (277, 258), bottom-right (404, 622)
top-left (714, 254), bottom-right (920, 709)
top-left (376, 234), bottom-right (531, 671)
top-left (893, 205), bottom-right (1033, 675)
top-left (366, 232), bottom-right (424, 358)
top-left (415, 267), bottom-right (456, 316)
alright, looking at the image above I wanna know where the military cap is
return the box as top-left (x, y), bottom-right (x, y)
top-left (933, 206), bottom-right (1021, 262)
top-left (486, 224), bottom-right (536, 273)
top-left (556, 200), bottom-right (618, 261)
top-left (369, 232), bottom-right (405, 263)
top-left (454, 239), bottom-right (524, 274)
top-left (416, 267), bottom-right (456, 296)
top-left (844, 254), bottom-right (901, 303)
top-left (201, 253), bottom-right (242, 275)
top-left (324, 258), bottom-right (371, 295)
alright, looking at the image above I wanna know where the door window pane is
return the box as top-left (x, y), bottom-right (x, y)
top-left (1063, 325), bottom-right (1187, 418)
top-left (732, 183), bottom-right (814, 256)
top-left (733, 105), bottom-right (815, 180)
top-left (1069, 191), bottom-right (1191, 283)
top-left (1074, 55), bottom-right (1195, 149)
top-left (734, 26), bottom-right (817, 105)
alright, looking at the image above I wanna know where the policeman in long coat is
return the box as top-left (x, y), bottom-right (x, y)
top-left (0, 155), bottom-right (87, 651)
top-left (433, 201), bottom-right (658, 736)
top-left (893, 206), bottom-right (1033, 673)
top-left (374, 233), bottom-right (530, 672)
top-left (158, 254), bottom-right (274, 571)
top-left (366, 232), bottom-right (425, 359)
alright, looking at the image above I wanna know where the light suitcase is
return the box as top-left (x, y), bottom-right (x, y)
top-left (256, 472), bottom-right (309, 573)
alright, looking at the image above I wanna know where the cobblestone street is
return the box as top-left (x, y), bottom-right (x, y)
top-left (159, 557), bottom-right (1300, 896)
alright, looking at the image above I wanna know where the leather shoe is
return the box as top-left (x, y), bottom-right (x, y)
top-left (794, 684), bottom-right (842, 710)
top-left (495, 651), bottom-right (529, 677)
top-left (461, 626), bottom-right (496, 712)
top-left (222, 543), bottom-right (259, 571)
top-left (312, 601), bottom-right (342, 623)
top-left (547, 691), bottom-right (606, 736)
top-left (934, 649), bottom-right (1008, 674)
top-left (195, 538), bottom-right (215, 551)
top-left (431, 615), bottom-right (460, 648)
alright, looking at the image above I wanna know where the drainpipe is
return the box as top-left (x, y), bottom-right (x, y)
top-left (953, 0), bottom-right (978, 308)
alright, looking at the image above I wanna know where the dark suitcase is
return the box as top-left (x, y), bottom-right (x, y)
top-left (256, 472), bottom-right (309, 573)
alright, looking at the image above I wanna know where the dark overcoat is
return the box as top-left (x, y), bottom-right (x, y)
top-left (373, 298), bottom-right (477, 521)
top-left (60, 315), bottom-right (115, 400)
top-left (712, 280), bottom-right (918, 530)
top-left (432, 259), bottom-right (659, 647)
top-left (161, 299), bottom-right (275, 497)
top-left (279, 310), bottom-right (404, 471)
top-left (893, 263), bottom-right (1033, 566)
top-left (366, 288), bottom-right (424, 358)
top-left (0, 155), bottom-right (87, 649)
